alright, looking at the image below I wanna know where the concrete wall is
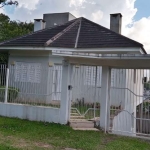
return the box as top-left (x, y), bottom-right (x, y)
top-left (43, 13), bottom-right (76, 28)
top-left (0, 103), bottom-right (60, 123)
top-left (69, 13), bottom-right (76, 21)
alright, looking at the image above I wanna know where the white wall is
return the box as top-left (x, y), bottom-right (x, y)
top-left (8, 51), bottom-right (50, 103)
top-left (0, 103), bottom-right (61, 123)
top-left (8, 51), bottom-right (64, 104)
top-left (67, 66), bottom-right (127, 105)
top-left (71, 66), bottom-right (102, 103)
top-left (68, 13), bottom-right (76, 21)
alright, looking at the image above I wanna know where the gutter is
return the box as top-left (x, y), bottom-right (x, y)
top-left (0, 47), bottom-right (144, 54)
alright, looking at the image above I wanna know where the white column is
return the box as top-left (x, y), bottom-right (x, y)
top-left (4, 68), bottom-right (9, 103)
top-left (100, 66), bottom-right (111, 132)
top-left (60, 60), bottom-right (72, 124)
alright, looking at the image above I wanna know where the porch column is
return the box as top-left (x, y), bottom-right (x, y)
top-left (100, 66), bottom-right (111, 132)
top-left (60, 60), bottom-right (72, 124)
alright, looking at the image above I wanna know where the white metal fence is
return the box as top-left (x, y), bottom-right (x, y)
top-left (0, 65), bottom-right (62, 108)
top-left (109, 69), bottom-right (150, 137)
top-left (0, 64), bottom-right (103, 119)
top-left (0, 64), bottom-right (7, 102)
top-left (2, 63), bottom-right (150, 137)
top-left (70, 65), bottom-right (102, 120)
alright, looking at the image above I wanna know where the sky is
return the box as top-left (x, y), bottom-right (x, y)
top-left (0, 0), bottom-right (150, 53)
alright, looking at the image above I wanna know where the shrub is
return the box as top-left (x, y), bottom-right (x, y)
top-left (0, 86), bottom-right (19, 102)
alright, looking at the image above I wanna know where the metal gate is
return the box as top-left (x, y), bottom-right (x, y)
top-left (70, 65), bottom-right (102, 121)
top-left (109, 69), bottom-right (150, 137)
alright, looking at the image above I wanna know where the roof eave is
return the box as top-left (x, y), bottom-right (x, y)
top-left (141, 47), bottom-right (147, 54)
top-left (0, 46), bottom-right (144, 54)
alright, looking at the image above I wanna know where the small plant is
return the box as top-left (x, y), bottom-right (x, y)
top-left (96, 102), bottom-right (100, 108)
top-left (0, 86), bottom-right (19, 102)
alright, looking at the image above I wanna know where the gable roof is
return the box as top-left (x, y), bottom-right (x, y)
top-left (0, 17), bottom-right (146, 54)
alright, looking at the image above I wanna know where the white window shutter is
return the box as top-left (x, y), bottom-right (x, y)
top-left (15, 62), bottom-right (41, 83)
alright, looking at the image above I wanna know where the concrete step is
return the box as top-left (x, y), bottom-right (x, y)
top-left (70, 116), bottom-right (85, 119)
top-left (71, 109), bottom-right (77, 113)
top-left (70, 113), bottom-right (80, 116)
top-left (70, 120), bottom-right (94, 128)
top-left (70, 119), bottom-right (89, 122)
top-left (110, 117), bottom-right (114, 128)
top-left (73, 128), bottom-right (99, 131)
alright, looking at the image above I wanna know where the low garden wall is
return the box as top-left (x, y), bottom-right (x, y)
top-left (0, 103), bottom-right (61, 123)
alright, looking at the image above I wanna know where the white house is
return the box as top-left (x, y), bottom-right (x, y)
top-left (0, 12), bottom-right (147, 136)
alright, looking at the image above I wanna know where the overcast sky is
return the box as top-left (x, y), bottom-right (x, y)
top-left (1, 0), bottom-right (150, 53)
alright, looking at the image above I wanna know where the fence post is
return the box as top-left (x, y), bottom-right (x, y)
top-left (4, 68), bottom-right (9, 103)
top-left (100, 66), bottom-right (111, 133)
top-left (94, 66), bottom-right (98, 119)
top-left (60, 60), bottom-right (72, 124)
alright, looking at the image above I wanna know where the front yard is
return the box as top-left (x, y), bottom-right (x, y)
top-left (0, 117), bottom-right (149, 150)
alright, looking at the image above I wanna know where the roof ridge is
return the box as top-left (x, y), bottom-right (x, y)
top-left (0, 18), bottom-right (79, 46)
top-left (74, 18), bottom-right (82, 48)
top-left (45, 18), bottom-right (81, 46)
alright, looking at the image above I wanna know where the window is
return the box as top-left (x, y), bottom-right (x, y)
top-left (85, 66), bottom-right (96, 86)
top-left (15, 62), bottom-right (41, 83)
top-left (84, 66), bottom-right (101, 86)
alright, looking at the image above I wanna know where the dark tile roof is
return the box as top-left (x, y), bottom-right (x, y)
top-left (0, 17), bottom-right (146, 53)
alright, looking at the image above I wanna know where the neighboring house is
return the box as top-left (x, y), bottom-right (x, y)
top-left (0, 12), bottom-right (146, 135)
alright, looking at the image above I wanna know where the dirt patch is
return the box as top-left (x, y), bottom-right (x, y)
top-left (64, 148), bottom-right (81, 150)
top-left (95, 134), bottom-right (118, 150)
top-left (4, 135), bottom-right (29, 148)
top-left (14, 139), bottom-right (28, 148)
top-left (35, 142), bottom-right (53, 148)
top-left (0, 134), bottom-right (82, 150)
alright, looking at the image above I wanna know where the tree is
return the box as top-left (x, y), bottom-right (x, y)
top-left (0, 13), bottom-right (34, 63)
top-left (0, 0), bottom-right (18, 8)
top-left (0, 14), bottom-right (34, 42)
top-left (144, 80), bottom-right (150, 90)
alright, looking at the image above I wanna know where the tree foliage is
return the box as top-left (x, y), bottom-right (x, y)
top-left (0, 13), bottom-right (34, 63)
top-left (0, 13), bottom-right (34, 42)
top-left (0, 0), bottom-right (18, 8)
top-left (144, 82), bottom-right (150, 90)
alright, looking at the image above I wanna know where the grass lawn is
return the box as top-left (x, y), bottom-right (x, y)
top-left (0, 117), bottom-right (149, 150)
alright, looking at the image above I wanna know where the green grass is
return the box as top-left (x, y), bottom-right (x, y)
top-left (0, 117), bottom-right (149, 150)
